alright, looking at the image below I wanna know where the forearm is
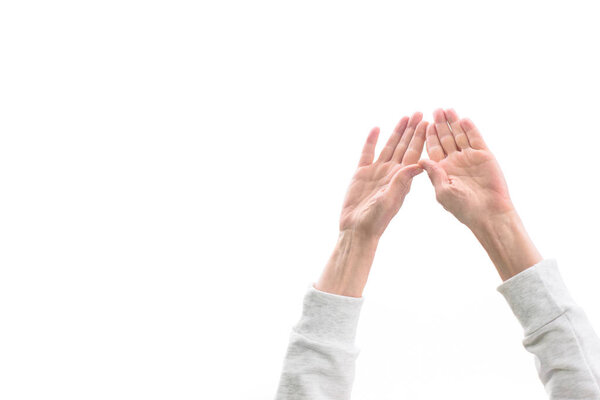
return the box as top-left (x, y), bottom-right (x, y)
top-left (315, 229), bottom-right (379, 297)
top-left (276, 230), bottom-right (374, 399)
top-left (477, 206), bottom-right (600, 397)
top-left (470, 210), bottom-right (542, 281)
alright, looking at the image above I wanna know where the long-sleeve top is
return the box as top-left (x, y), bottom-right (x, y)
top-left (275, 259), bottom-right (600, 399)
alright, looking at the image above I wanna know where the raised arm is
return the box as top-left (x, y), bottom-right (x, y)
top-left (419, 108), bottom-right (600, 399)
top-left (275, 113), bottom-right (428, 399)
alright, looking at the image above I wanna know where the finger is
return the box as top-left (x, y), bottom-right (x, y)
top-left (433, 108), bottom-right (458, 154)
top-left (425, 123), bottom-right (445, 162)
top-left (444, 109), bottom-right (470, 150)
top-left (418, 159), bottom-right (449, 189)
top-left (459, 118), bottom-right (488, 150)
top-left (358, 127), bottom-right (380, 167)
top-left (377, 116), bottom-right (409, 163)
top-left (384, 164), bottom-right (423, 204)
top-left (391, 112), bottom-right (423, 163)
top-left (401, 120), bottom-right (428, 165)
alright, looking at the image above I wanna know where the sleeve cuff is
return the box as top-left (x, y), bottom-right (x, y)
top-left (497, 258), bottom-right (576, 335)
top-left (292, 284), bottom-right (365, 346)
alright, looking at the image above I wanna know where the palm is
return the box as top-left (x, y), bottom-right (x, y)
top-left (339, 113), bottom-right (428, 239)
top-left (437, 149), bottom-right (512, 225)
top-left (420, 109), bottom-right (515, 228)
top-left (340, 162), bottom-right (409, 237)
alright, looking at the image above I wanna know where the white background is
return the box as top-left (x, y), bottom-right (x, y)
top-left (1, 0), bottom-right (599, 399)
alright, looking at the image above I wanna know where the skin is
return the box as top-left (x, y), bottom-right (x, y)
top-left (419, 109), bottom-right (542, 281)
top-left (315, 112), bottom-right (428, 297)
top-left (315, 109), bottom-right (542, 298)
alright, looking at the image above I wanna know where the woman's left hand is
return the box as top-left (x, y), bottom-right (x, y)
top-left (340, 112), bottom-right (428, 239)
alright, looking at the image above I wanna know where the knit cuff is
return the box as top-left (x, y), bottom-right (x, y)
top-left (293, 284), bottom-right (365, 346)
top-left (497, 258), bottom-right (576, 335)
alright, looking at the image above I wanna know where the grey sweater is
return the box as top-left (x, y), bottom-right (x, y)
top-left (275, 259), bottom-right (600, 399)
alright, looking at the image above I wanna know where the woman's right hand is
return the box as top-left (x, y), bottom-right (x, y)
top-left (418, 108), bottom-right (515, 231)
top-left (418, 108), bottom-right (541, 280)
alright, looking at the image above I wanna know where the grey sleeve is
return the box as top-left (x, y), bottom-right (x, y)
top-left (497, 258), bottom-right (600, 399)
top-left (275, 284), bottom-right (364, 400)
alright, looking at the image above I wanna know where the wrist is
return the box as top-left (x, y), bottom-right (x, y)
top-left (338, 228), bottom-right (380, 248)
top-left (470, 208), bottom-right (521, 239)
top-left (314, 229), bottom-right (379, 297)
top-left (471, 210), bottom-right (542, 281)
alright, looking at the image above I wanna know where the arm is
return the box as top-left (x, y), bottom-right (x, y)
top-left (276, 113), bottom-right (429, 399)
top-left (419, 108), bottom-right (600, 399)
top-left (498, 258), bottom-right (600, 399)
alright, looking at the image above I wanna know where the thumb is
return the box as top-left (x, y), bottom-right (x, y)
top-left (418, 159), bottom-right (448, 189)
top-left (386, 164), bottom-right (423, 200)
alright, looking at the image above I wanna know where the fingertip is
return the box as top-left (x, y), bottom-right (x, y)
top-left (397, 164), bottom-right (424, 180)
top-left (408, 112), bottom-right (423, 127)
top-left (367, 126), bottom-right (380, 141)
top-left (413, 166), bottom-right (424, 176)
top-left (413, 121), bottom-right (427, 137)
top-left (433, 108), bottom-right (445, 122)
top-left (444, 108), bottom-right (459, 122)
top-left (418, 158), bottom-right (433, 169)
top-left (459, 118), bottom-right (475, 130)
top-left (393, 117), bottom-right (409, 133)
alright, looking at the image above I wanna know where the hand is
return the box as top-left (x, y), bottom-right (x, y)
top-left (315, 112), bottom-right (428, 297)
top-left (419, 108), bottom-right (541, 280)
top-left (418, 109), bottom-right (514, 231)
top-left (340, 112), bottom-right (428, 239)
